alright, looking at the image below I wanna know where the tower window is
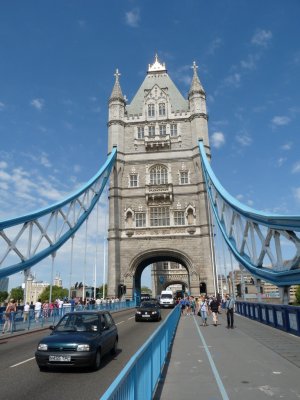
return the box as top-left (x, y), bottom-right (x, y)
top-left (159, 125), bottom-right (166, 136)
top-left (148, 125), bottom-right (155, 137)
top-left (137, 126), bottom-right (144, 139)
top-left (174, 211), bottom-right (185, 226)
top-left (135, 213), bottom-right (146, 227)
top-left (163, 262), bottom-right (169, 270)
top-left (150, 165), bottom-right (168, 185)
top-left (129, 174), bottom-right (138, 187)
top-left (180, 171), bottom-right (189, 184)
top-left (148, 104), bottom-right (155, 117)
top-left (170, 124), bottom-right (177, 136)
top-left (150, 207), bottom-right (170, 226)
top-left (159, 103), bottom-right (166, 116)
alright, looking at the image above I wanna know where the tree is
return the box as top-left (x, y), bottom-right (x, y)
top-left (97, 284), bottom-right (108, 298)
top-left (10, 287), bottom-right (24, 303)
top-left (141, 286), bottom-right (152, 295)
top-left (0, 291), bottom-right (9, 303)
top-left (39, 285), bottom-right (69, 302)
top-left (295, 286), bottom-right (300, 304)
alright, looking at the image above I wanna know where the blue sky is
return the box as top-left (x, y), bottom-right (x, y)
top-left (1, 1), bottom-right (300, 291)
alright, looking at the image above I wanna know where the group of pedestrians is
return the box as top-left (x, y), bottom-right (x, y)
top-left (179, 294), bottom-right (235, 329)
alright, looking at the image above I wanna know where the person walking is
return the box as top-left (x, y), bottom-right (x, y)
top-left (225, 294), bottom-right (235, 328)
top-left (199, 297), bottom-right (208, 326)
top-left (34, 298), bottom-right (42, 321)
top-left (209, 296), bottom-right (220, 326)
top-left (2, 299), bottom-right (16, 334)
top-left (23, 302), bottom-right (30, 323)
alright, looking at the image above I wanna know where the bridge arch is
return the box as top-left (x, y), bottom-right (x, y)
top-left (123, 248), bottom-right (197, 300)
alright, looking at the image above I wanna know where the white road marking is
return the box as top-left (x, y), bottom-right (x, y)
top-left (116, 321), bottom-right (125, 325)
top-left (128, 316), bottom-right (135, 320)
top-left (193, 316), bottom-right (230, 400)
top-left (10, 357), bottom-right (35, 368)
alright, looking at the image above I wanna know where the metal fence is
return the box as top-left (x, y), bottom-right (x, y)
top-left (100, 305), bottom-right (181, 400)
top-left (236, 301), bottom-right (300, 336)
top-left (1, 300), bottom-right (136, 335)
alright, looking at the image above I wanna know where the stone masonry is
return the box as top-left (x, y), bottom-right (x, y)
top-left (107, 55), bottom-right (215, 299)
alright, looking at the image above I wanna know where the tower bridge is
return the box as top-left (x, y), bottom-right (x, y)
top-left (0, 55), bottom-right (299, 304)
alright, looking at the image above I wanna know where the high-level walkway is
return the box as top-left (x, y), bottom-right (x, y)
top-left (154, 311), bottom-right (300, 400)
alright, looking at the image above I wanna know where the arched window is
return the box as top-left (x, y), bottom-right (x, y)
top-left (125, 211), bottom-right (133, 228)
top-left (150, 165), bottom-right (168, 185)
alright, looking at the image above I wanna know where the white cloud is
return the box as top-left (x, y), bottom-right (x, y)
top-left (271, 116), bottom-right (291, 127)
top-left (0, 101), bottom-right (5, 110)
top-left (0, 181), bottom-right (8, 190)
top-left (294, 188), bottom-right (300, 202)
top-left (281, 142), bottom-right (292, 151)
top-left (125, 8), bottom-right (140, 28)
top-left (74, 165), bottom-right (81, 173)
top-left (277, 157), bottom-right (286, 167)
top-left (247, 200), bottom-right (254, 206)
top-left (30, 98), bottom-right (45, 110)
top-left (224, 73), bottom-right (241, 88)
top-left (292, 161), bottom-right (300, 174)
top-left (40, 153), bottom-right (52, 168)
top-left (236, 194), bottom-right (244, 201)
top-left (207, 37), bottom-right (222, 55)
top-left (251, 29), bottom-right (272, 47)
top-left (240, 54), bottom-right (260, 70)
top-left (0, 161), bottom-right (8, 169)
top-left (235, 134), bottom-right (252, 146)
top-left (0, 170), bottom-right (10, 181)
top-left (211, 131), bottom-right (225, 148)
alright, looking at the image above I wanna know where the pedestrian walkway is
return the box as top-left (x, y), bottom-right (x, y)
top-left (154, 312), bottom-right (300, 400)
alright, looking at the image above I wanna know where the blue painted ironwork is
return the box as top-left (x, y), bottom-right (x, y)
top-left (199, 140), bottom-right (300, 286)
top-left (236, 301), bottom-right (300, 337)
top-left (100, 305), bottom-right (181, 400)
top-left (0, 148), bottom-right (117, 279)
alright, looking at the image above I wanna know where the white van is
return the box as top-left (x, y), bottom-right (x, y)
top-left (159, 290), bottom-right (175, 308)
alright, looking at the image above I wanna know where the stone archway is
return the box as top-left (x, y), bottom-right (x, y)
top-left (123, 248), bottom-right (200, 301)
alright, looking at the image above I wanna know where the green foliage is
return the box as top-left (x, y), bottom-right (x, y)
top-left (0, 291), bottom-right (9, 303)
top-left (10, 287), bottom-right (24, 302)
top-left (39, 285), bottom-right (69, 302)
top-left (295, 285), bottom-right (300, 304)
top-left (141, 286), bottom-right (152, 294)
top-left (97, 284), bottom-right (108, 298)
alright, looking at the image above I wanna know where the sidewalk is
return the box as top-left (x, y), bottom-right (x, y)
top-left (154, 312), bottom-right (300, 400)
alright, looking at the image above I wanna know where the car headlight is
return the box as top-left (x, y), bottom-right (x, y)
top-left (136, 311), bottom-right (141, 314)
top-left (77, 344), bottom-right (90, 352)
top-left (151, 311), bottom-right (158, 315)
top-left (37, 343), bottom-right (48, 351)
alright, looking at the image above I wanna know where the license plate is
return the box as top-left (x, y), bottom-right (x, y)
top-left (49, 355), bottom-right (71, 362)
top-left (142, 315), bottom-right (150, 318)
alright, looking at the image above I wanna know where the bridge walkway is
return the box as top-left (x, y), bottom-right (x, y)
top-left (154, 311), bottom-right (300, 400)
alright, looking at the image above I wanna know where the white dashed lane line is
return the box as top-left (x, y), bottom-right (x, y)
top-left (10, 357), bottom-right (35, 368)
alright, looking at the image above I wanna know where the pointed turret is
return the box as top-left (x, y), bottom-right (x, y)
top-left (188, 61), bottom-right (205, 98)
top-left (108, 69), bottom-right (126, 153)
top-left (188, 61), bottom-right (209, 147)
top-left (109, 69), bottom-right (125, 103)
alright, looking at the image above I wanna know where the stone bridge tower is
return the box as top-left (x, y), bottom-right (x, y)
top-left (107, 55), bottom-right (215, 299)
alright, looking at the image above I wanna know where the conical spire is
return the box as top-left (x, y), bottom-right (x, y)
top-left (188, 61), bottom-right (205, 97)
top-left (109, 69), bottom-right (125, 102)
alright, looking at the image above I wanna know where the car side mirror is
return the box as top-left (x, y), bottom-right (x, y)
top-left (49, 325), bottom-right (55, 330)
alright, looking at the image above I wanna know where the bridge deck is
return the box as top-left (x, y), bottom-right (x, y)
top-left (154, 312), bottom-right (300, 400)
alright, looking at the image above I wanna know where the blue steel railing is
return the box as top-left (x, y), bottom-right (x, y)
top-left (0, 300), bottom-right (136, 335)
top-left (236, 301), bottom-right (300, 337)
top-left (198, 140), bottom-right (300, 286)
top-left (0, 148), bottom-right (117, 279)
top-left (100, 305), bottom-right (181, 400)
